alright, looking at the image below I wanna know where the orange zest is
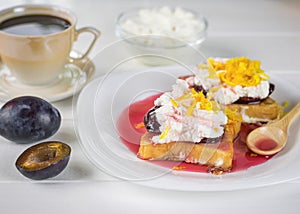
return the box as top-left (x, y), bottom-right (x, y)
top-left (208, 57), bottom-right (269, 87)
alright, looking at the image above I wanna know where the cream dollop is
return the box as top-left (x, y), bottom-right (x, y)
top-left (152, 79), bottom-right (227, 144)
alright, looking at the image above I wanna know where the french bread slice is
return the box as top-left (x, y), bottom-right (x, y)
top-left (227, 97), bottom-right (283, 123)
top-left (138, 119), bottom-right (241, 172)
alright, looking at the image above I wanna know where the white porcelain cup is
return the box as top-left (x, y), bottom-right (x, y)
top-left (0, 4), bottom-right (100, 85)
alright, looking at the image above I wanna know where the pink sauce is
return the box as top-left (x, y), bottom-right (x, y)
top-left (255, 138), bottom-right (278, 151)
top-left (116, 94), bottom-right (274, 173)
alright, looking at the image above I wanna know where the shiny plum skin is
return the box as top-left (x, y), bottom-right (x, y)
top-left (0, 96), bottom-right (61, 144)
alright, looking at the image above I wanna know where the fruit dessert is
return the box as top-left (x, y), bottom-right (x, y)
top-left (136, 57), bottom-right (283, 174)
top-left (190, 57), bottom-right (283, 123)
top-left (138, 77), bottom-right (242, 173)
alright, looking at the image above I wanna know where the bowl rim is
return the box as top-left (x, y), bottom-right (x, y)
top-left (115, 7), bottom-right (208, 48)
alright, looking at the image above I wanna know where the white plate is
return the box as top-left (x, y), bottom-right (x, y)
top-left (0, 51), bottom-right (95, 102)
top-left (75, 66), bottom-right (300, 191)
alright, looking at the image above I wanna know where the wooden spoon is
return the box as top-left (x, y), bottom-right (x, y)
top-left (246, 103), bottom-right (300, 156)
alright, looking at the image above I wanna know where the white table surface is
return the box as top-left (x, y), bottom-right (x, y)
top-left (1, 0), bottom-right (300, 213)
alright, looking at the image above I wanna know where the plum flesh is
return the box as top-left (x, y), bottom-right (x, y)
top-left (15, 141), bottom-right (71, 180)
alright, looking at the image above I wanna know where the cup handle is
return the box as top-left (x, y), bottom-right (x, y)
top-left (70, 27), bottom-right (101, 61)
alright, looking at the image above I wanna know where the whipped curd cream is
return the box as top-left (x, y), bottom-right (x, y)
top-left (152, 79), bottom-right (227, 144)
top-left (148, 57), bottom-right (270, 144)
top-left (193, 57), bottom-right (270, 105)
top-left (120, 6), bottom-right (206, 42)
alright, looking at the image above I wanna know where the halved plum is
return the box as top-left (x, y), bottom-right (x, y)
top-left (15, 141), bottom-right (71, 180)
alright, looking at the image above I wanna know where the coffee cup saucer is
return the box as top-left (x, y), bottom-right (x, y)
top-left (0, 51), bottom-right (95, 102)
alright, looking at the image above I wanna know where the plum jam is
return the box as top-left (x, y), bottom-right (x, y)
top-left (117, 94), bottom-right (274, 173)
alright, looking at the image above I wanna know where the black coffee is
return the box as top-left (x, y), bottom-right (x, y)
top-left (0, 15), bottom-right (71, 36)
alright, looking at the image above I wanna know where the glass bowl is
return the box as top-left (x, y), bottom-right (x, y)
top-left (115, 7), bottom-right (208, 65)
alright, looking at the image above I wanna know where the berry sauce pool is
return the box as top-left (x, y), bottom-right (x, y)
top-left (116, 94), bottom-right (274, 173)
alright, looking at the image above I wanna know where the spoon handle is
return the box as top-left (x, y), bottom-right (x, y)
top-left (281, 102), bottom-right (300, 129)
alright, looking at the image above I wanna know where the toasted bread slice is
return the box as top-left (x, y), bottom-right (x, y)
top-left (227, 97), bottom-right (283, 123)
top-left (138, 120), bottom-right (241, 172)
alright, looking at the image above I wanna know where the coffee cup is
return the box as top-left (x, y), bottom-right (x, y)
top-left (0, 4), bottom-right (100, 85)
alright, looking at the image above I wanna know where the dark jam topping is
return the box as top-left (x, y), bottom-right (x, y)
top-left (269, 83), bottom-right (275, 95)
top-left (144, 104), bottom-right (223, 144)
top-left (179, 75), bottom-right (275, 105)
top-left (178, 75), bottom-right (208, 95)
top-left (232, 83), bottom-right (275, 104)
top-left (198, 136), bottom-right (223, 144)
top-left (192, 85), bottom-right (207, 94)
top-left (144, 106), bottom-right (161, 134)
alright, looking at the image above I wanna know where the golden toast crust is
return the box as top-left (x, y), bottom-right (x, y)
top-left (227, 97), bottom-right (283, 122)
top-left (138, 120), bottom-right (241, 172)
